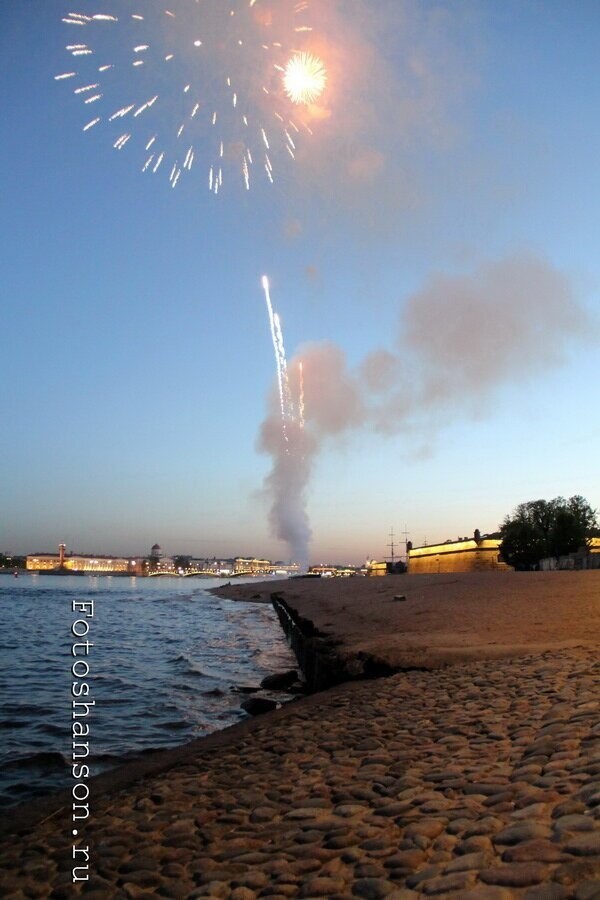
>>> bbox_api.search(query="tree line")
[499,495,598,570]
[0,555,26,569]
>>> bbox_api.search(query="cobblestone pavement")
[1,649,599,899]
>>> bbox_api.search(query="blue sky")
[1,1,599,563]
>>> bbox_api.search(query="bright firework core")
[284,52,327,105]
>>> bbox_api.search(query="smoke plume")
[257,418,315,571]
[258,254,591,565]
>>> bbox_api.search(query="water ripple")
[0,574,296,806]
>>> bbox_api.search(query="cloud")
[286,0,479,225]
[283,218,303,240]
[397,254,586,407]
[346,148,386,182]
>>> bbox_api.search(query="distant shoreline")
[2,570,232,578]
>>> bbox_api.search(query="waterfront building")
[539,536,600,571]
[408,530,510,574]
[273,562,301,576]
[234,557,273,575]
[309,564,363,577]
[210,559,235,576]
[26,554,62,572]
[26,545,142,574]
[149,544,162,565]
[366,560,392,577]
[171,558,234,576]
[25,545,304,577]
[365,559,406,577]
[233,558,301,576]
[147,543,176,575]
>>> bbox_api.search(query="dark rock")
[493,822,551,845]
[553,814,595,834]
[241,697,278,715]
[480,863,548,887]
[553,859,600,885]
[523,885,570,900]
[260,670,298,690]
[383,849,427,871]
[420,872,475,894]
[352,877,398,898]
[406,866,444,888]
[565,833,600,856]
[299,876,345,896]
[574,881,600,900]
[444,851,491,872]
[286,681,308,695]
[502,840,564,863]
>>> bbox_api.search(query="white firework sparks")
[261,276,304,443]
[57,1,327,194]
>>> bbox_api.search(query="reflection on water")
[0,574,296,806]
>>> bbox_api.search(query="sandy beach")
[1,571,599,898]
[212,571,600,670]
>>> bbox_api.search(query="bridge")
[147,569,222,578]
[147,567,298,578]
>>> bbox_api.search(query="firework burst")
[56,1,327,193]
[284,52,327,105]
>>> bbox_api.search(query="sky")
[1,0,599,565]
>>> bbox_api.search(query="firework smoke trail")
[273,311,294,421]
[298,361,305,428]
[261,276,300,437]
[261,276,288,432]
[56,1,327,194]
[260,276,312,569]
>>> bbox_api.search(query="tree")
[0,554,26,569]
[499,495,598,570]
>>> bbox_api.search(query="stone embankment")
[1,648,599,898]
[1,572,599,897]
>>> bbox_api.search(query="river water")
[0,574,296,806]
